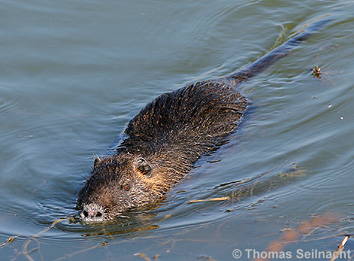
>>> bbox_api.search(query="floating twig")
[134,253,160,261]
[134,253,151,261]
[329,235,351,261]
[22,218,68,261]
[188,196,230,204]
[0,236,17,248]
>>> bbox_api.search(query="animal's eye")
[136,157,152,177]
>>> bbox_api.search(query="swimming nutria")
[77,19,331,222]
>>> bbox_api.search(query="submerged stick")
[22,218,68,261]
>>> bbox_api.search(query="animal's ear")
[136,157,152,177]
[94,157,102,168]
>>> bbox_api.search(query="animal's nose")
[80,203,105,222]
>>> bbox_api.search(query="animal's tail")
[229,18,333,82]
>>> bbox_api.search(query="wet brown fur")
[77,19,331,221]
[77,79,247,220]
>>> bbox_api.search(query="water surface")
[0,0,353,260]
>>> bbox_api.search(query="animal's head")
[76,153,168,222]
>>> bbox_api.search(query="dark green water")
[0,0,353,260]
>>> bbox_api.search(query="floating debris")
[0,236,17,248]
[100,241,109,247]
[134,253,151,261]
[134,252,160,261]
[187,196,230,204]
[329,235,351,261]
[312,65,322,78]
[197,255,218,261]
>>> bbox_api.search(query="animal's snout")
[79,203,106,222]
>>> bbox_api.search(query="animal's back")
[121,79,247,161]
